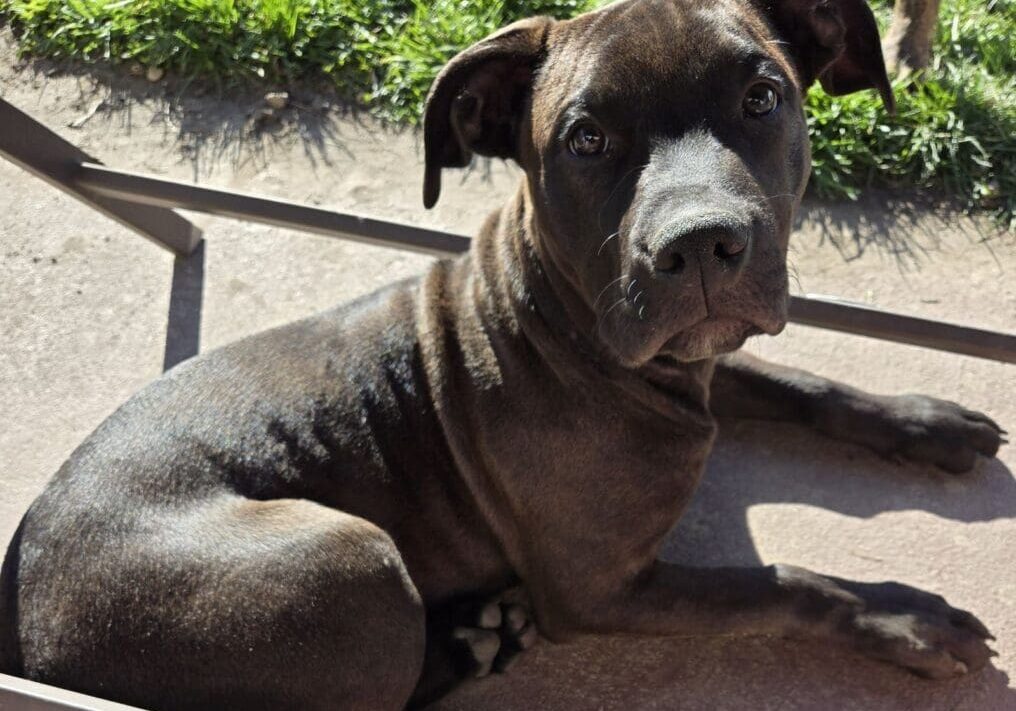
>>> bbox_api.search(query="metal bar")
[75,163,471,258]
[788,295,1016,364]
[0,674,143,711]
[0,98,201,256]
[72,162,1015,365]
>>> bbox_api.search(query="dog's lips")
[655,316,764,362]
[600,299,782,368]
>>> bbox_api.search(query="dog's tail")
[0,515,26,676]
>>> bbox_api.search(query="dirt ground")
[1,29,1015,710]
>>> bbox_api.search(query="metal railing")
[0,674,142,710]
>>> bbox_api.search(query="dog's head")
[423,0,892,366]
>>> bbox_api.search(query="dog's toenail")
[504,604,527,633]
[518,624,539,650]
[453,627,501,677]
[478,602,502,629]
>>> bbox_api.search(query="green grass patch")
[2,0,1013,228]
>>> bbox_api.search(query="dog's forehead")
[536,0,788,121]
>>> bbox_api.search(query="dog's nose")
[653,223,750,289]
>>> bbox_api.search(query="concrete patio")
[1,33,1014,709]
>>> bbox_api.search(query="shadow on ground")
[668,419,1016,567]
[434,422,1016,711]
[11,50,519,191]
[163,240,205,370]
[794,192,1007,271]
[2,42,375,180]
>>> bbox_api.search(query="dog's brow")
[554,103,595,141]
[743,54,791,83]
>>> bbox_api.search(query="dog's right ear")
[422,17,554,209]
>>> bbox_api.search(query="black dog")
[1,1,1002,709]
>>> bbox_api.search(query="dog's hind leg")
[14,497,426,711]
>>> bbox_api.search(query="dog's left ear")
[421,17,554,209]
[757,0,895,112]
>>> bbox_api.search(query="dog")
[1,0,1004,709]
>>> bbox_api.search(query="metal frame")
[74,163,472,258]
[0,97,1013,710]
[0,99,200,256]
[786,295,1015,363]
[0,674,142,710]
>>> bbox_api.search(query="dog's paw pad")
[491,603,538,673]
[451,627,501,678]
[476,601,502,630]
[450,599,538,677]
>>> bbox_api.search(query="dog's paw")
[450,599,538,678]
[832,578,996,679]
[788,569,996,680]
[881,394,1006,474]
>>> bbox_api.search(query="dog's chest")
[464,358,715,563]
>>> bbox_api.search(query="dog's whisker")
[632,290,644,306]
[593,274,632,337]
[763,193,797,203]
[626,279,639,298]
[593,275,628,310]
[596,231,620,256]
[603,296,628,319]
[788,258,803,293]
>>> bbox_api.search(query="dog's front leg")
[710,351,1005,473]
[548,561,994,679]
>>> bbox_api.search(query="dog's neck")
[469,183,715,424]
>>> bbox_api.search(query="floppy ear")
[422,17,554,209]
[757,0,895,112]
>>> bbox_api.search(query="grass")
[1,0,1013,228]
[806,0,1015,229]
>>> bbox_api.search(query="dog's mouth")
[597,291,787,369]
[592,250,789,369]
[653,316,764,363]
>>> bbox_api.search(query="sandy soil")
[1,28,1014,710]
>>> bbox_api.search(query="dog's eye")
[743,83,779,118]
[568,124,608,157]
